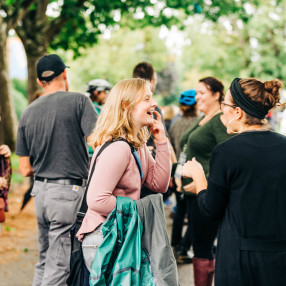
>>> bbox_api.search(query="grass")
[10,153,26,184]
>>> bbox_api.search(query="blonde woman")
[76,78,171,272]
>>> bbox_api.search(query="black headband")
[230,78,268,119]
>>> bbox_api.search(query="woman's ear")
[234,106,243,120]
[121,101,126,110]
[214,91,220,101]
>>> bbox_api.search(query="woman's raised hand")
[182,158,207,194]
[150,110,167,143]
[182,158,203,178]
[183,182,196,194]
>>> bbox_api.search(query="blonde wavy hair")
[90,78,150,149]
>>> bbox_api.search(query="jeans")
[82,224,103,272]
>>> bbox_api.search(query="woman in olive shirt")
[179,77,232,286]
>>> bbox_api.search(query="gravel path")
[0,183,194,286]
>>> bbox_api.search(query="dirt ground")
[0,179,38,286]
[0,179,194,286]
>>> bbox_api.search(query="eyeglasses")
[220,102,237,109]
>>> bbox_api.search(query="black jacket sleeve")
[197,145,230,221]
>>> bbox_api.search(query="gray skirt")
[82,224,103,272]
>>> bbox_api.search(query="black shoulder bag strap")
[76,140,112,222]
[67,141,115,286]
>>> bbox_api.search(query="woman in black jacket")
[182,77,286,286]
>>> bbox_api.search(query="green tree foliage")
[194,0,259,22]
[65,26,180,105]
[50,0,254,54]
[11,79,28,119]
[11,85,28,120]
[15,0,191,102]
[246,0,286,80]
[11,79,27,98]
[66,27,170,91]
[13,0,259,102]
[181,16,248,86]
[181,0,286,89]
[64,0,286,105]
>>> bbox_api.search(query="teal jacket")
[89,197,156,286]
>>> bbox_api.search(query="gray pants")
[31,180,84,286]
[82,224,103,272]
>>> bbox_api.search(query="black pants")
[171,192,192,250]
[189,196,218,260]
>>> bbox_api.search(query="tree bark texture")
[0,20,17,149]
[0,0,36,148]
[16,1,54,103]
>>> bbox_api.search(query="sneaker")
[172,205,177,213]
[164,198,172,206]
[173,245,183,258]
[176,249,193,264]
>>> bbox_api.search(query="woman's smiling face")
[132,85,157,130]
[196,82,219,115]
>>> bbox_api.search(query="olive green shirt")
[180,113,233,195]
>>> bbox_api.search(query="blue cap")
[179,89,196,106]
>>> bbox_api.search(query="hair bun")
[264,80,282,96]
[239,78,283,117]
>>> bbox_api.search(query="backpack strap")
[114,138,143,179]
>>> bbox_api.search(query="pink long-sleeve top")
[77,139,171,240]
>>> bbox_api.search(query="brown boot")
[193,257,215,286]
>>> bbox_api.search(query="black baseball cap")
[37,54,69,82]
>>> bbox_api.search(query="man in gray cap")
[86,78,111,114]
[86,78,111,158]
[16,54,97,286]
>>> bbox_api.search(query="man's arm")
[19,157,34,177]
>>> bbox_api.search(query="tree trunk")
[26,55,41,103]
[0,21,17,149]
[17,26,48,103]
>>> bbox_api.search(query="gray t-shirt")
[16,91,98,179]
